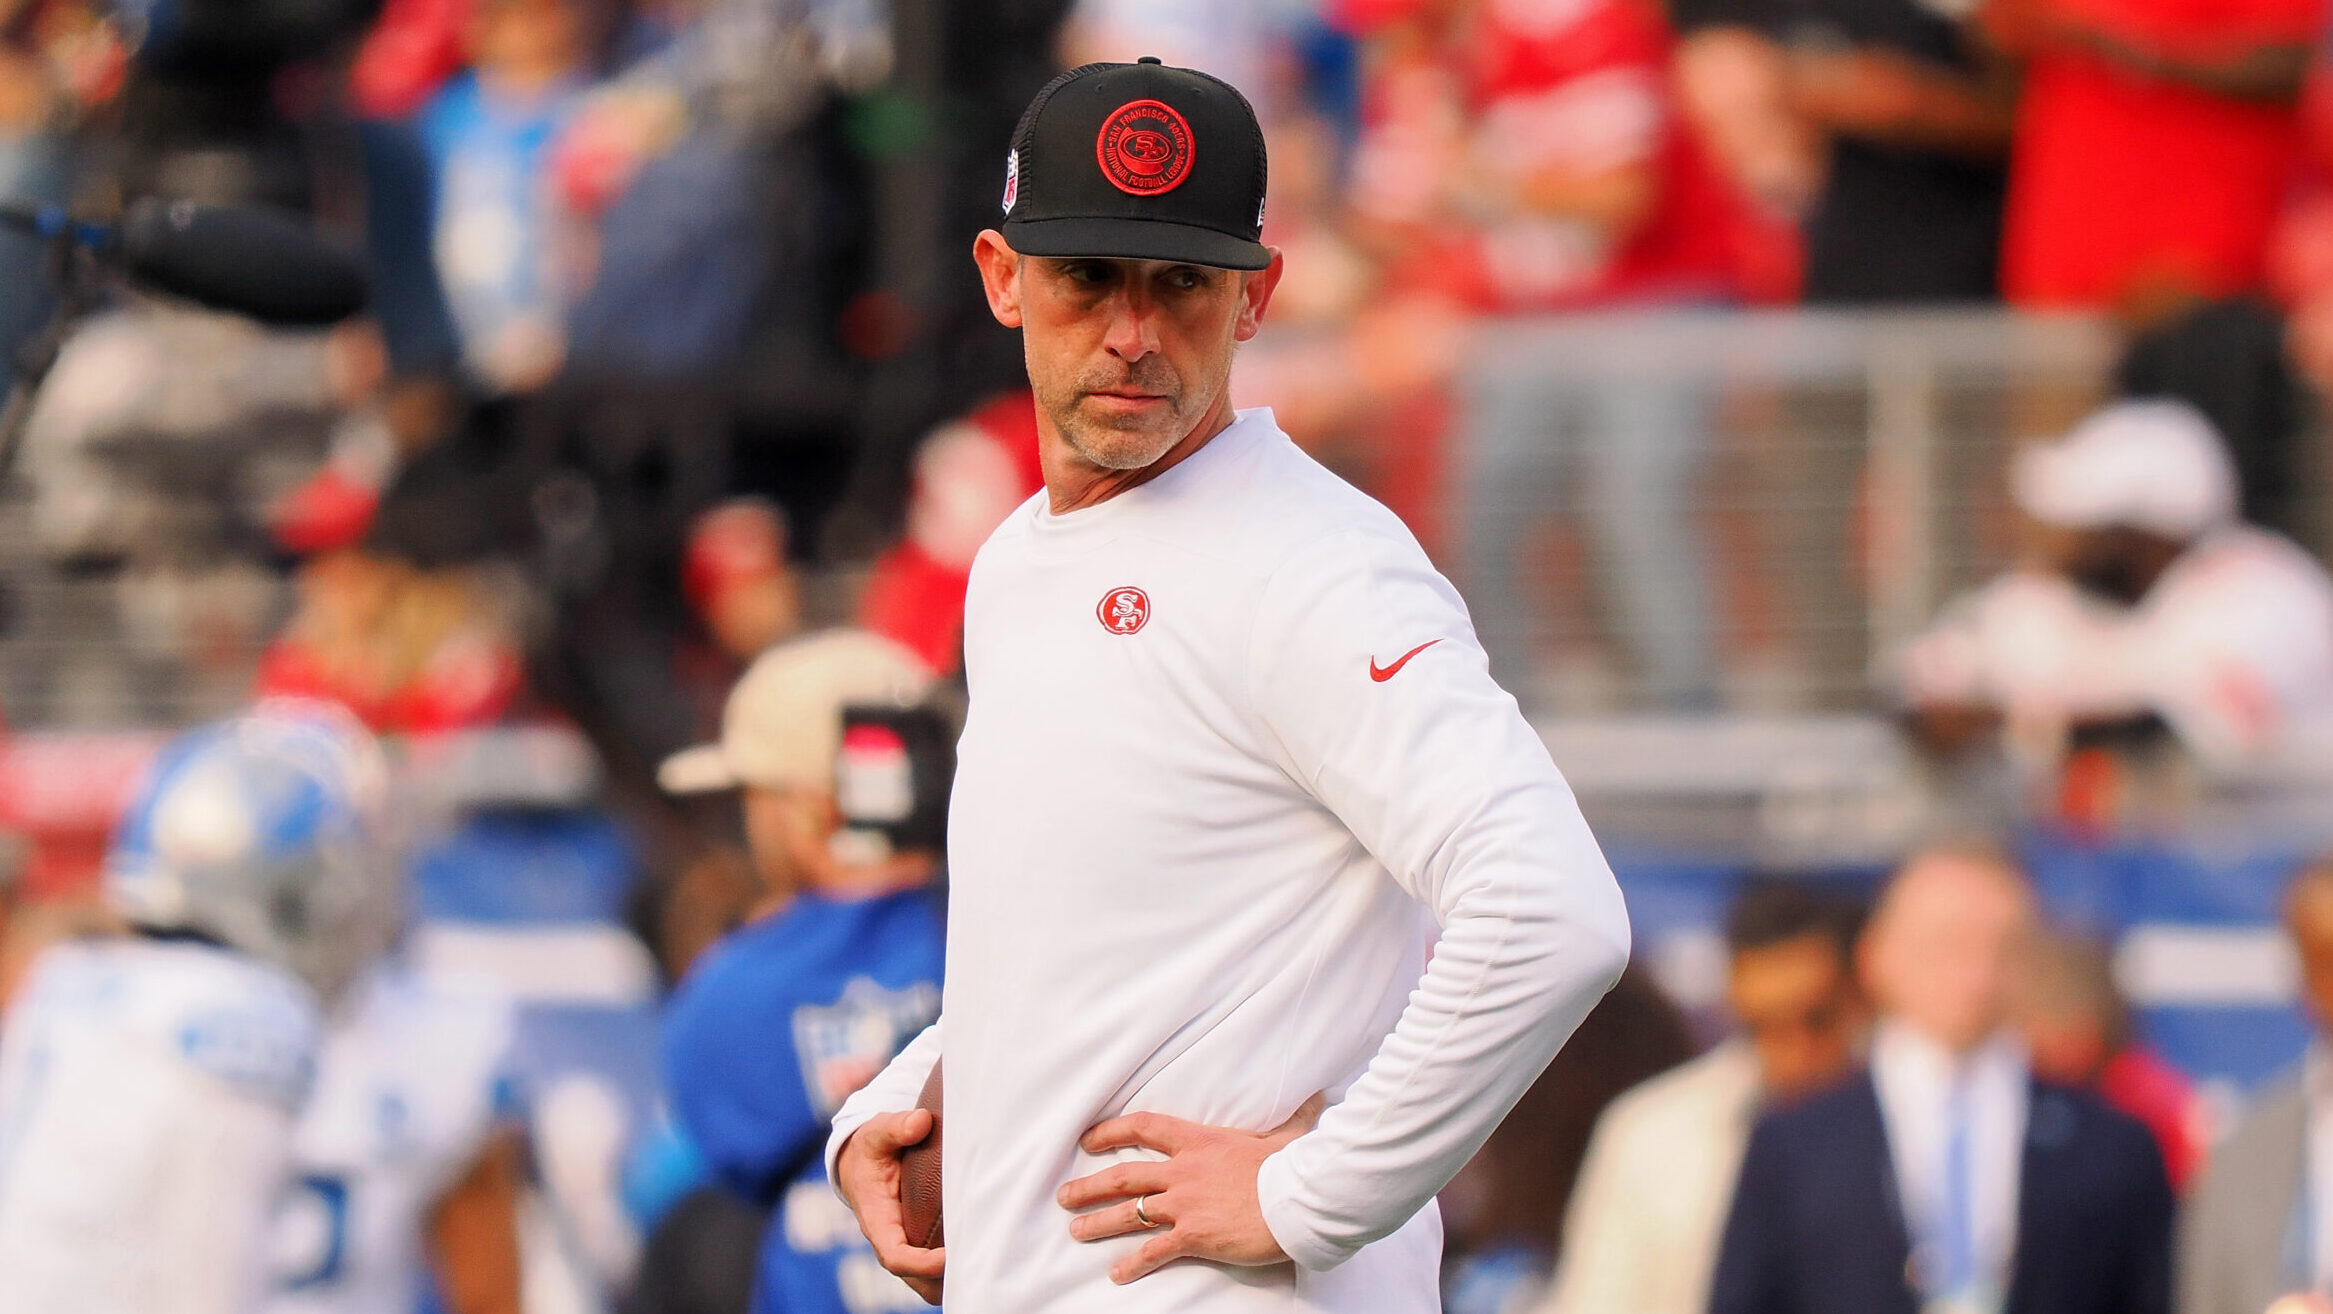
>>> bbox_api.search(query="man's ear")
[1233,248,1286,343]
[973,230,1025,329]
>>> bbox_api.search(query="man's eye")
[1064,263,1110,284]
[1164,268,1206,291]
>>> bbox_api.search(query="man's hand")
[835,1110,946,1304]
[1056,1094,1328,1284]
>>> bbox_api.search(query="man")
[684,498,803,671]
[268,960,524,1314]
[857,393,1044,674]
[266,737,528,1314]
[1901,398,2333,770]
[1986,0,2328,308]
[1542,882,1869,1314]
[1674,0,2017,303]
[826,57,1632,1314]
[2020,930,2205,1193]
[1709,845,2174,1314]
[658,630,949,1314]
[0,704,400,1314]
[2178,858,2333,1314]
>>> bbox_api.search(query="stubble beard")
[1035,359,1193,472]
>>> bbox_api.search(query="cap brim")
[1003,216,1269,271]
[657,744,740,795]
[2011,442,2110,530]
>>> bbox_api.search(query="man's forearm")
[1791,48,2018,155]
[428,1131,526,1314]
[2070,28,2310,103]
[1254,799,1630,1270]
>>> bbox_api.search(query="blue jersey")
[662,888,944,1314]
[415,72,579,389]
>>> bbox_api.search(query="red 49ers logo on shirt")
[1097,586,1150,635]
[1097,100,1194,196]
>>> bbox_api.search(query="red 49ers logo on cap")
[1097,100,1194,196]
[1097,586,1150,634]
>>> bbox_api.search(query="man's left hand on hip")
[1057,1093,1328,1284]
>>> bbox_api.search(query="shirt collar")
[1874,1020,2028,1093]
[1027,406,1277,540]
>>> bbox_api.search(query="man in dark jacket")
[1709,843,2174,1314]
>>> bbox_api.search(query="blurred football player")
[0,703,398,1314]
[267,837,524,1314]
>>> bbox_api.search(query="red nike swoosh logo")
[1370,640,1441,682]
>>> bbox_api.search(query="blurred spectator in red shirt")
[670,497,805,750]
[1668,28,1821,285]
[2020,930,2208,1191]
[1988,0,2330,308]
[255,552,528,733]
[1337,0,1759,708]
[857,393,1043,674]
[1344,0,1746,313]
[1673,0,2017,302]
[683,499,802,668]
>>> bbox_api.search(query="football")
[898,1060,945,1249]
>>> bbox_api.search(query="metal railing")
[1447,306,2131,716]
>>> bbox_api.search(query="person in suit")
[1708,843,2175,1314]
[1541,881,1870,1314]
[2179,858,2333,1314]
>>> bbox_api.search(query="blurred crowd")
[1442,843,2333,1314]
[0,0,2333,760]
[6,0,2333,1310]
[3,0,2333,784]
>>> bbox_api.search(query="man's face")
[1728,933,1865,1101]
[1862,854,2034,1053]
[2286,874,2333,1035]
[2036,521,2181,607]
[741,784,814,896]
[973,236,1280,472]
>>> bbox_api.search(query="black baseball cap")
[1000,58,1270,272]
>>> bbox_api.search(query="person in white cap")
[1901,398,2333,768]
[654,630,955,1314]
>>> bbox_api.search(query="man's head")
[974,60,1283,475]
[1723,881,1869,1100]
[683,498,799,663]
[659,631,944,897]
[104,701,398,1005]
[1860,843,2038,1054]
[2020,931,2131,1086]
[2012,400,2237,605]
[2284,858,2333,1036]
[467,0,596,88]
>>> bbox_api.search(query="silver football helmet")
[104,700,400,1002]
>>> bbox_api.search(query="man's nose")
[1102,293,1162,362]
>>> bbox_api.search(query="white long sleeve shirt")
[826,408,1631,1313]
